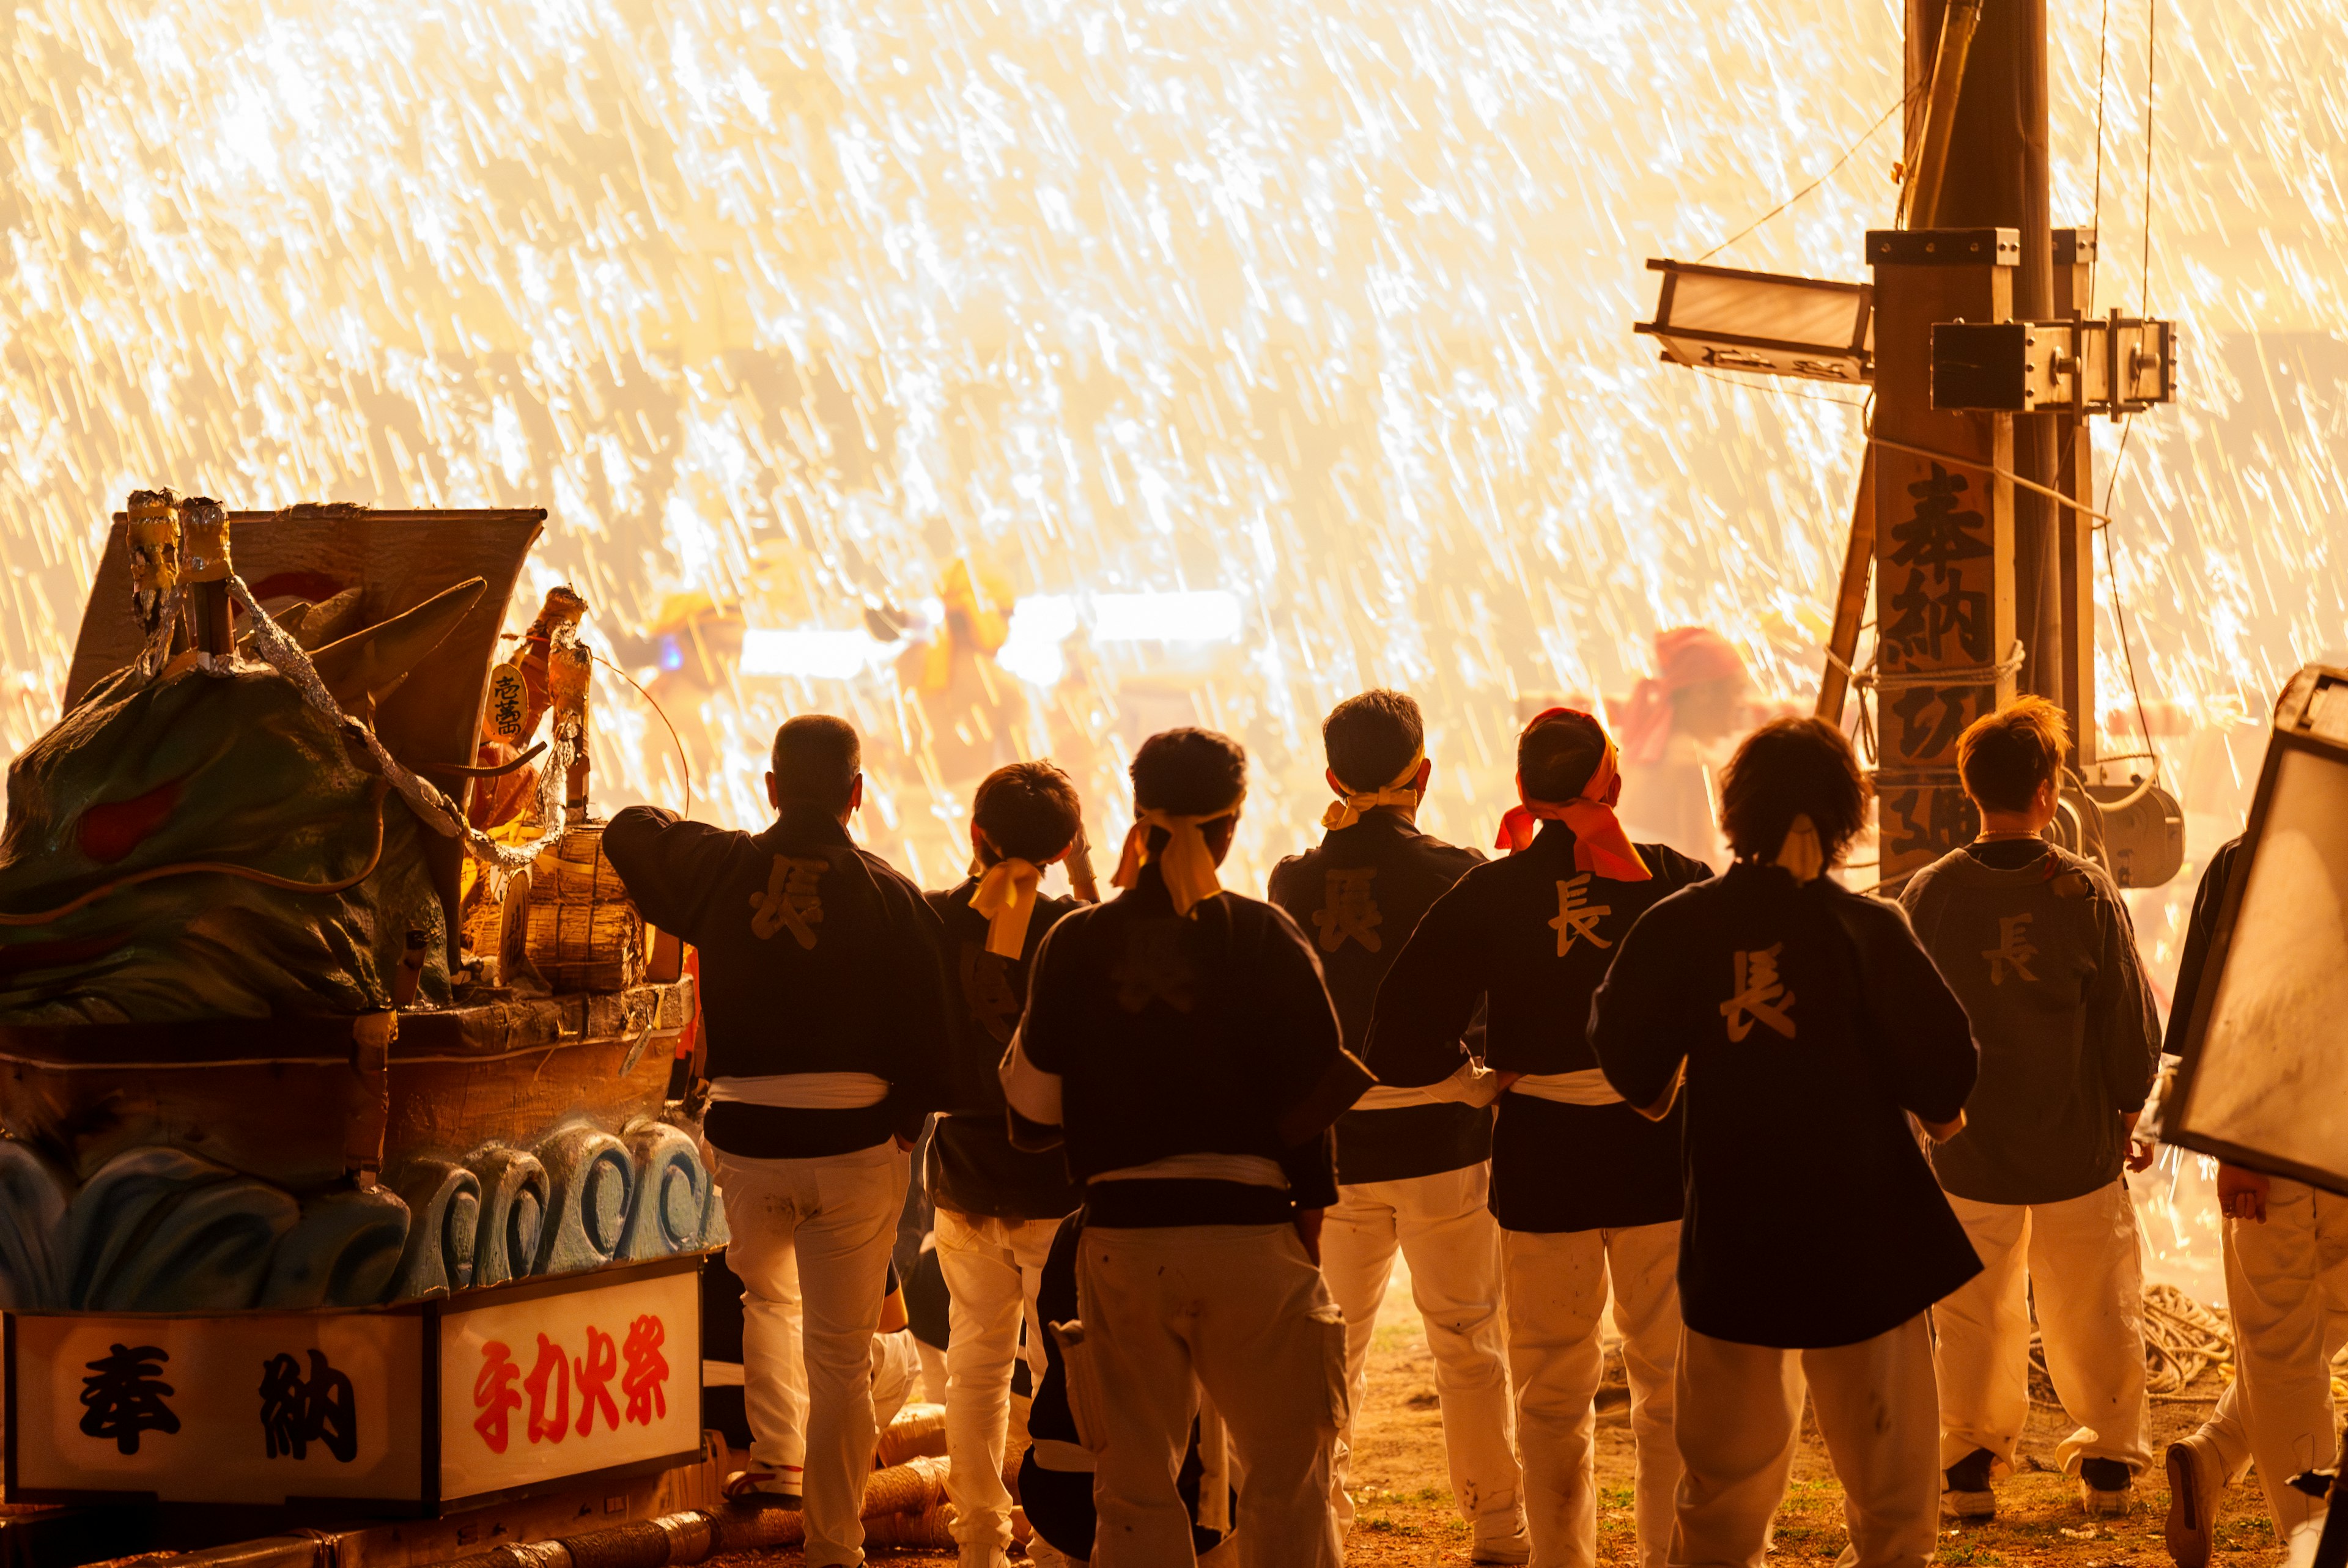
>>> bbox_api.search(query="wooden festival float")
[0,497,724,1554]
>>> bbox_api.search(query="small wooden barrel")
[525,823,644,993]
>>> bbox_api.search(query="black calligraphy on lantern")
[258,1348,358,1463]
[79,1343,181,1456]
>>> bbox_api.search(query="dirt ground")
[716,1284,2272,1568]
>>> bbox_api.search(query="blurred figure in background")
[1612,627,1752,864]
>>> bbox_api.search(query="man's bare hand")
[1919,1111,1966,1143]
[2125,1139,2157,1173]
[2218,1161,2270,1224]
[1293,1207,1326,1266]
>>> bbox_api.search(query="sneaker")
[1471,1537,1534,1565]
[1943,1447,1999,1521]
[722,1468,803,1507]
[2080,1457,2133,1518]
[2165,1435,2221,1568]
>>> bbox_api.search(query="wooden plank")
[1814,447,1878,723]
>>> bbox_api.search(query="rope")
[1824,640,2025,694]
[2142,0,2159,313]
[2091,0,2111,309]
[1867,436,2114,526]
[0,785,389,927]
[2029,1283,2231,1404]
[591,652,693,820]
[226,574,570,875]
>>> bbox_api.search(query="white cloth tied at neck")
[1321,750,1424,831]
[1776,812,1826,883]
[1507,1068,1624,1106]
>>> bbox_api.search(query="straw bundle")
[525,822,643,992]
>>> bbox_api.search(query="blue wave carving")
[0,1121,727,1311]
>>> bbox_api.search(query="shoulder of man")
[2041,842,2125,907]
[1401,827,1488,877]
[1266,846,1318,902]
[1634,841,1715,890]
[1894,846,1974,908]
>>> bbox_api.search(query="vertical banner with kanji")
[8,1311,425,1504]
[437,1259,700,1504]
[1866,229,2018,879]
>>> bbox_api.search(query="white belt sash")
[1507,1067,1624,1106]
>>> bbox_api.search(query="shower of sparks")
[4,1,2346,935]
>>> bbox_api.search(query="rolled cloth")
[972,853,1047,958]
[1494,708,1652,883]
[1614,627,1747,766]
[1320,749,1425,831]
[1112,794,1244,917]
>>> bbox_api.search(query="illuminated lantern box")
[5,1254,703,1512]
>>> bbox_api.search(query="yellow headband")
[1111,793,1246,918]
[1321,750,1425,831]
[972,855,1046,958]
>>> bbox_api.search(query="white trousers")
[936,1206,1066,1566]
[2223,1178,2348,1538]
[1321,1165,1526,1550]
[1935,1182,2153,1474]
[1505,1222,1682,1568]
[717,1141,911,1568]
[1672,1317,1941,1568]
[1069,1223,1348,1568]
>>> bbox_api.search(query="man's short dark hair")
[1718,717,1870,865]
[1958,698,2069,813]
[770,714,861,809]
[973,761,1084,864]
[1323,690,1423,792]
[1130,728,1247,818]
[1518,710,1609,803]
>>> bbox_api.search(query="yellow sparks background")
[7,0,2340,1293]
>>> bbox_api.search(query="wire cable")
[1696,95,1908,263]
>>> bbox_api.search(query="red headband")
[1495,709,1653,882]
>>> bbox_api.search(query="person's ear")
[1205,809,1241,866]
[1412,758,1433,797]
[1325,766,1347,798]
[1603,772,1625,808]
[846,773,865,819]
[970,822,989,863]
[765,770,780,811]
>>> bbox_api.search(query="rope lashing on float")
[225,574,570,874]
